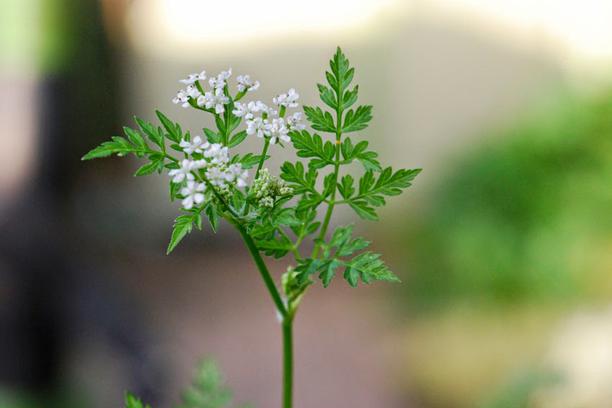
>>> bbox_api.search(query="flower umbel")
[250,168,293,207]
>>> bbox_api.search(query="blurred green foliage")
[478,370,561,408]
[405,90,612,309]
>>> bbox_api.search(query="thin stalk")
[242,138,271,217]
[255,139,271,179]
[237,225,288,318]
[282,316,294,408]
[311,104,343,259]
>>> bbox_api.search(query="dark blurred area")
[0,0,160,406]
[1,0,612,407]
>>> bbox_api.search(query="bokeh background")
[1,0,612,407]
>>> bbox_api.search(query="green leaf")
[275,208,301,227]
[322,173,336,198]
[205,203,220,232]
[329,47,352,93]
[134,157,163,176]
[178,360,242,408]
[319,259,342,287]
[156,110,182,143]
[257,235,293,258]
[348,200,378,221]
[228,130,247,147]
[215,114,226,136]
[170,181,182,201]
[135,116,164,148]
[167,214,197,254]
[327,225,370,257]
[361,167,421,199]
[317,83,337,110]
[280,161,318,194]
[204,128,223,144]
[303,106,336,133]
[296,224,378,287]
[338,174,355,199]
[232,153,268,169]
[294,258,326,285]
[125,393,151,408]
[341,85,359,110]
[123,126,147,152]
[342,105,373,133]
[340,139,381,171]
[343,251,400,287]
[356,150,382,172]
[81,136,146,160]
[290,130,335,169]
[344,167,421,220]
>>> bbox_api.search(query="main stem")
[312,105,343,259]
[236,225,293,408]
[237,225,287,318]
[282,316,294,408]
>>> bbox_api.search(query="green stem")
[238,224,293,407]
[282,316,294,408]
[255,139,271,179]
[279,229,302,261]
[237,225,288,318]
[311,107,343,259]
[242,138,271,216]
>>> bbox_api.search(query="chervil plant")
[84,48,421,408]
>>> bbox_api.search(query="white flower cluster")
[233,89,305,145]
[250,168,293,208]
[168,135,249,209]
[172,68,305,146]
[173,68,255,114]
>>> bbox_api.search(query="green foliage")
[125,393,151,408]
[123,361,250,408]
[340,168,421,220]
[178,360,251,408]
[294,225,398,287]
[289,130,335,169]
[479,370,561,408]
[83,47,419,288]
[167,212,202,254]
[404,91,612,308]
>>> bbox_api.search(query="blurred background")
[1,0,612,407]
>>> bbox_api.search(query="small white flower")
[233,100,270,120]
[247,117,267,138]
[286,112,305,131]
[273,88,299,108]
[225,164,249,187]
[236,74,260,92]
[265,118,290,144]
[201,88,230,114]
[237,168,249,187]
[185,85,201,99]
[172,89,190,108]
[203,143,229,165]
[168,159,196,183]
[179,135,209,155]
[179,70,206,85]
[232,102,250,118]
[209,68,232,90]
[180,181,206,209]
[205,166,227,187]
[172,84,202,108]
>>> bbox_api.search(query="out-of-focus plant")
[125,360,251,408]
[405,91,612,309]
[478,370,561,408]
[83,48,420,408]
